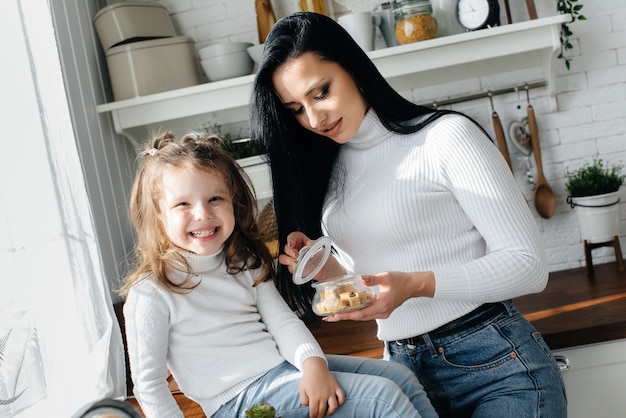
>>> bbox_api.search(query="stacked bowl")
[198,42,255,82]
[246,43,265,65]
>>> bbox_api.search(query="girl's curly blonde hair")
[119,130,275,296]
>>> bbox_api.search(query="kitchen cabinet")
[96,15,569,145]
[553,339,626,418]
[514,262,626,350]
[514,263,626,417]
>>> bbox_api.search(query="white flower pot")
[569,191,621,244]
[237,155,272,208]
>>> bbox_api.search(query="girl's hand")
[278,232,347,280]
[278,231,313,273]
[300,357,345,418]
[324,271,436,322]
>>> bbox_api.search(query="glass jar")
[394,0,437,44]
[311,275,378,316]
[292,236,379,316]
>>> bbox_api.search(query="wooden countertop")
[308,262,626,355]
[514,262,626,350]
[307,318,384,358]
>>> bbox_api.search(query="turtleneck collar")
[182,249,224,274]
[346,108,389,150]
[162,248,225,286]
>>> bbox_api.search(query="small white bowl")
[247,43,265,64]
[201,51,254,82]
[198,42,253,60]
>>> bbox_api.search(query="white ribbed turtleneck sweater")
[322,110,548,341]
[124,251,325,418]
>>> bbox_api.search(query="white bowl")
[247,43,265,64]
[198,42,253,60]
[201,51,254,82]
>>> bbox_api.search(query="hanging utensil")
[509,88,535,187]
[256,0,277,44]
[488,92,513,171]
[526,86,556,219]
[508,87,532,156]
[525,159,536,187]
[525,0,538,19]
[503,0,512,24]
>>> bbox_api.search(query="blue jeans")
[386,300,567,418]
[212,354,438,418]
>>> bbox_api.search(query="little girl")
[119,131,437,418]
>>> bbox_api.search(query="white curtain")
[0,1,126,417]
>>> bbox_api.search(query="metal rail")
[425,81,547,108]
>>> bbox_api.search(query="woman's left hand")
[324,270,436,322]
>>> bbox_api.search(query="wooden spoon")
[492,110,512,171]
[256,0,277,44]
[525,0,538,19]
[527,100,556,219]
[488,93,512,171]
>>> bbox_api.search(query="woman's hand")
[278,232,347,280]
[300,357,345,417]
[324,271,436,322]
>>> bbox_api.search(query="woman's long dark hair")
[250,12,464,318]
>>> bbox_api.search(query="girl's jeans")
[386,300,568,418]
[212,354,438,418]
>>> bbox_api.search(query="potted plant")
[557,0,586,70]
[245,402,280,417]
[203,122,264,161]
[566,157,624,243]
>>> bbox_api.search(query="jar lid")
[292,236,332,285]
[399,0,432,14]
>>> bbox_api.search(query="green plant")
[565,157,625,198]
[203,122,263,160]
[245,402,279,417]
[557,0,586,70]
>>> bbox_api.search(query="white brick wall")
[138,0,626,273]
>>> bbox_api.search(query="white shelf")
[96,15,569,138]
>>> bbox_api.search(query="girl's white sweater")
[322,110,548,341]
[124,251,325,418]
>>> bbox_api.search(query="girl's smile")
[190,227,218,238]
[158,165,235,256]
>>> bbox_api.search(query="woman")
[250,11,567,418]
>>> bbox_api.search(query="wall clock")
[456,0,500,31]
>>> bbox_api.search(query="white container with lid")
[94,2,177,50]
[293,237,379,316]
[105,36,200,101]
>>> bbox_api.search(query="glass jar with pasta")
[394,0,437,44]
[291,236,380,316]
